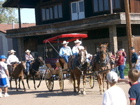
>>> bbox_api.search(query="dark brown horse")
[8,61,26,91]
[69,49,88,95]
[26,56,44,89]
[92,43,111,94]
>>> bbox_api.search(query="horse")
[68,49,88,95]
[8,61,26,91]
[26,56,45,90]
[92,43,111,95]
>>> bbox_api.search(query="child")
[128,69,140,105]
[0,55,10,98]
[102,71,127,105]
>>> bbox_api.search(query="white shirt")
[103,86,127,105]
[138,55,140,64]
[0,62,8,78]
[7,54,19,65]
[72,45,85,55]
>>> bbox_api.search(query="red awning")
[43,33,88,43]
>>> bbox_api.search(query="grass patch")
[124,63,130,76]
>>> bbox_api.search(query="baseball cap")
[0,55,7,59]
[106,71,118,83]
[130,47,135,50]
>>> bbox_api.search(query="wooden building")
[2,0,140,60]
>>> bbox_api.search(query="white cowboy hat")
[74,39,82,44]
[25,49,31,53]
[62,40,69,44]
[8,49,16,53]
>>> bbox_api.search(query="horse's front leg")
[71,72,76,92]
[15,79,18,91]
[18,78,21,89]
[21,78,26,92]
[77,75,81,94]
[26,75,30,89]
[83,74,86,95]
[97,74,103,95]
[9,77,12,89]
[37,75,42,88]
[33,76,36,90]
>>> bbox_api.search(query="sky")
[15,9,36,23]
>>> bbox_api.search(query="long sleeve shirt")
[7,55,19,65]
[72,45,85,55]
[25,54,34,61]
[59,46,72,57]
[117,55,124,66]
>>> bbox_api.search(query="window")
[104,0,109,10]
[93,0,120,12]
[58,5,62,18]
[42,9,46,20]
[54,5,58,18]
[99,0,103,11]
[93,0,98,12]
[46,9,49,20]
[41,4,63,21]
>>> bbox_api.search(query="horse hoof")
[83,91,86,95]
[78,91,81,94]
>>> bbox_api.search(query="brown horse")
[8,61,26,91]
[69,49,88,95]
[26,56,44,90]
[92,43,111,95]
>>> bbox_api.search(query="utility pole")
[109,0,113,14]
[124,0,133,69]
[18,0,21,28]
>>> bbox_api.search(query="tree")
[0,0,18,23]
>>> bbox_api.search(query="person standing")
[116,51,125,79]
[0,55,10,98]
[130,47,138,69]
[128,69,140,105]
[137,51,140,71]
[59,40,72,63]
[121,48,127,66]
[102,71,127,105]
[25,49,34,75]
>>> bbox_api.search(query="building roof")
[0,23,35,33]
[2,0,39,8]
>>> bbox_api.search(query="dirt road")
[0,79,130,105]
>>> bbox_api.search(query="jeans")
[26,61,32,73]
[62,55,70,63]
[118,65,125,79]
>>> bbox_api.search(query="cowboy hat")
[25,49,31,53]
[62,40,69,44]
[8,49,16,53]
[74,39,82,44]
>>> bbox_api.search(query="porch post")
[17,37,24,60]
[109,25,118,55]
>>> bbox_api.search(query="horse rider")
[59,40,72,63]
[7,49,19,71]
[72,39,87,68]
[25,49,34,75]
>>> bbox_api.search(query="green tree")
[0,0,18,23]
